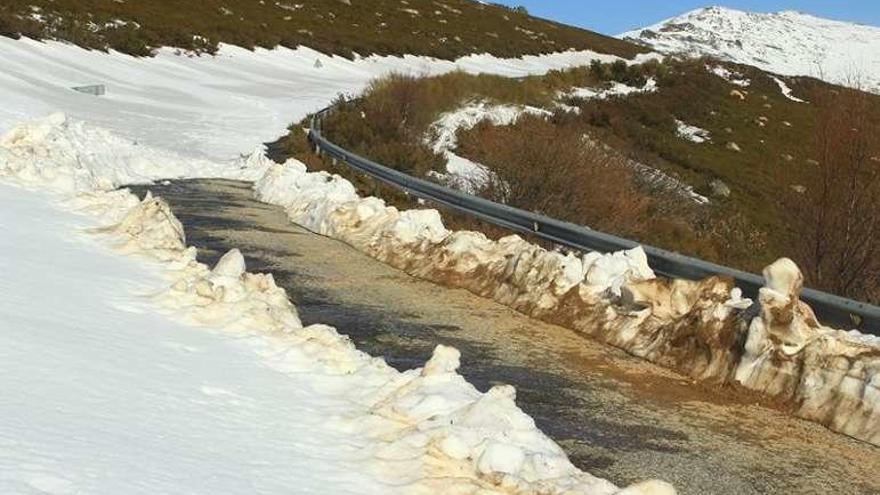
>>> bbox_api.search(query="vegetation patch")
[0,0,644,59]
[273,57,880,302]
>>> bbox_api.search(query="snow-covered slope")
[0,37,654,161]
[621,6,880,93]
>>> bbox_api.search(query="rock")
[763,103,773,109]
[806,159,819,166]
[724,127,733,134]
[730,89,747,100]
[781,154,794,162]
[709,179,731,197]
[783,121,792,127]
[790,184,807,194]
[726,141,741,152]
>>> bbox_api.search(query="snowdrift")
[0,117,675,492]
[253,156,880,446]
[0,36,658,160]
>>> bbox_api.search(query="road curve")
[129,179,880,495]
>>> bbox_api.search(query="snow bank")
[0,113,267,194]
[0,118,673,493]
[736,259,879,445]
[254,153,880,447]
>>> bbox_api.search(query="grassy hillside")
[271,59,880,301]
[0,0,644,59]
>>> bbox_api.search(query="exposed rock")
[726,142,742,152]
[730,89,747,100]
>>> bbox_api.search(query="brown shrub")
[458,115,650,236]
[779,87,880,301]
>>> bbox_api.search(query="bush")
[457,115,650,236]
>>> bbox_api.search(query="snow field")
[0,115,674,493]
[0,36,656,161]
[621,7,880,94]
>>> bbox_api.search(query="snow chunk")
[675,120,711,143]
[707,65,751,87]
[565,78,658,101]
[583,247,656,296]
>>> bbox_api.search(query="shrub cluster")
[0,0,644,59]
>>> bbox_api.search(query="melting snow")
[675,120,711,143]
[425,102,549,192]
[770,75,807,103]
[707,65,751,87]
[565,78,658,100]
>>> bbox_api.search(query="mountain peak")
[620,7,880,93]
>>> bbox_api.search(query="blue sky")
[493,1,880,35]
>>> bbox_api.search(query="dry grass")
[458,115,650,236]
[0,0,644,59]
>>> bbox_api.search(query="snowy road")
[132,179,880,495]
[0,184,393,494]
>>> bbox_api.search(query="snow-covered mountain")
[620,6,880,93]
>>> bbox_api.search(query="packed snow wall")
[254,159,880,447]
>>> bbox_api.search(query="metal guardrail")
[309,106,880,333]
[71,84,106,96]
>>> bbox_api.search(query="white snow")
[565,78,657,100]
[621,7,880,94]
[706,65,751,87]
[770,75,807,103]
[675,120,711,143]
[0,36,655,160]
[425,102,549,192]
[427,102,550,154]
[0,185,393,495]
[0,92,673,495]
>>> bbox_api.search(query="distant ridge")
[620,6,880,93]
